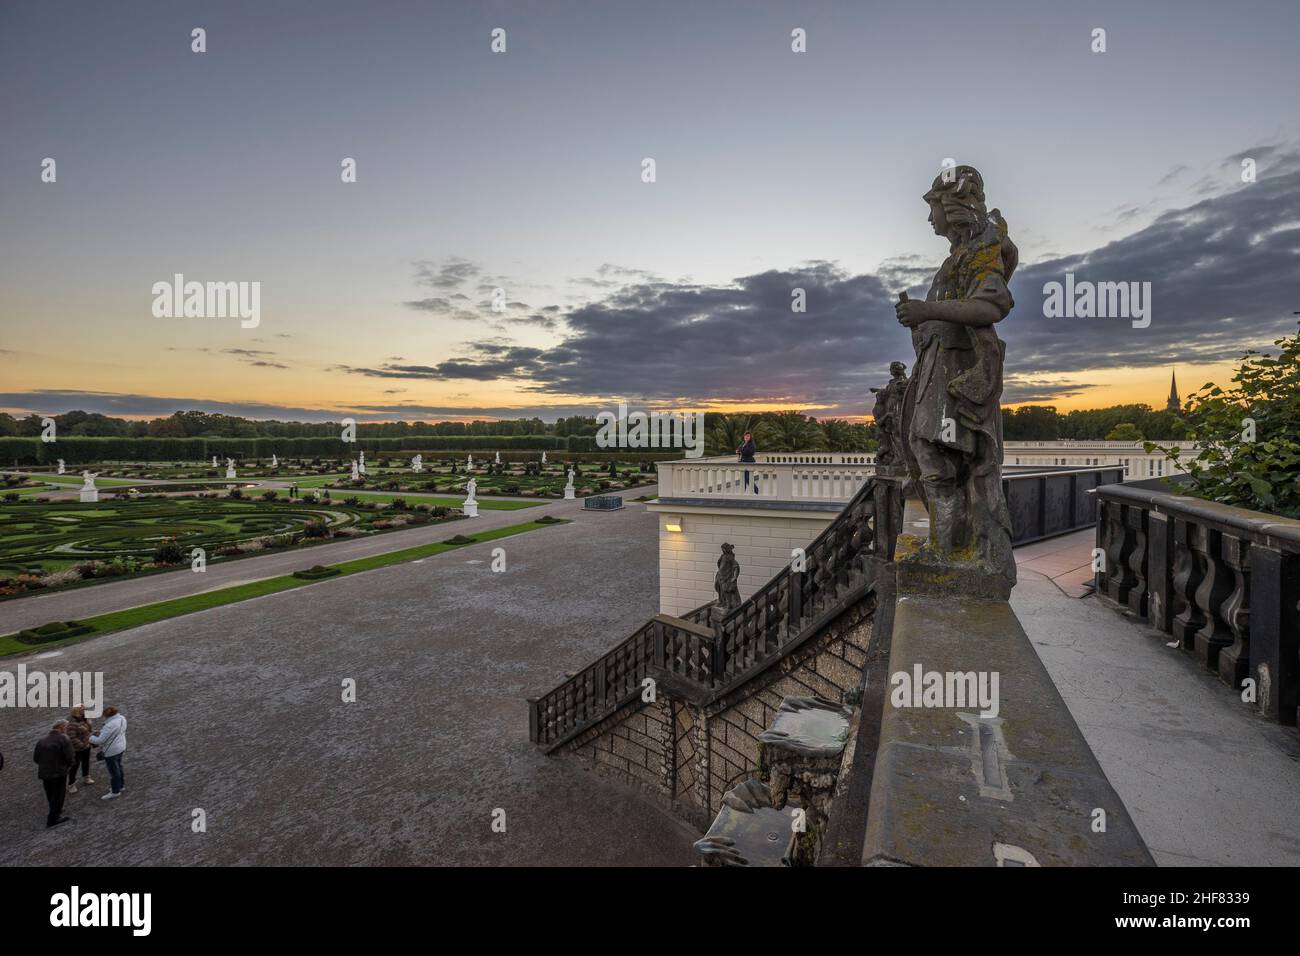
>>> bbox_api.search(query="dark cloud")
[412,256,480,289]
[459,147,1300,415]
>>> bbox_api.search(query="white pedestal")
[79,489,99,503]
[564,487,575,500]
[225,467,236,479]
[463,499,479,518]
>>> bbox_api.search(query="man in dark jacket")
[34,722,74,828]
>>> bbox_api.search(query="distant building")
[1167,369,1180,412]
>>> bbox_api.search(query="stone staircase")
[528,477,895,826]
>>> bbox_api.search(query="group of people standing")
[32,705,128,828]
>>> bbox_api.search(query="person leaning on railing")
[736,432,759,494]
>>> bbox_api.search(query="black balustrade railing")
[529,477,886,748]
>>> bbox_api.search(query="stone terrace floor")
[0,495,699,866]
[1014,529,1300,866]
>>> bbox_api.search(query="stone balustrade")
[1095,482,1300,727]
[656,454,875,504]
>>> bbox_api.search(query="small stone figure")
[715,543,742,611]
[541,451,547,465]
[870,361,909,473]
[350,459,360,481]
[467,454,474,470]
[358,451,367,475]
[56,459,65,475]
[212,456,219,468]
[225,458,236,479]
[411,454,423,473]
[463,477,479,518]
[564,465,576,500]
[271,454,278,468]
[495,451,501,465]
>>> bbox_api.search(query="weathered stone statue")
[715,542,742,611]
[895,164,1016,592]
[870,361,909,473]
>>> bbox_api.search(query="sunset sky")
[2,0,1298,423]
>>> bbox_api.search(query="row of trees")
[1002,404,1187,441]
[0,401,1188,450]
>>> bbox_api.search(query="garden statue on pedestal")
[541,451,547,464]
[79,471,99,503]
[358,451,367,475]
[467,454,473,470]
[57,459,65,475]
[870,361,909,476]
[411,454,423,473]
[463,477,479,518]
[711,543,742,628]
[894,164,1016,598]
[225,458,236,479]
[212,456,218,468]
[564,465,576,500]
[350,459,360,481]
[495,451,501,465]
[271,454,278,468]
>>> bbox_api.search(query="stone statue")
[271,454,278,467]
[495,451,501,465]
[467,454,474,470]
[564,465,576,500]
[715,543,742,611]
[541,451,547,464]
[79,470,99,503]
[895,164,1016,591]
[463,477,479,517]
[212,456,218,468]
[465,477,477,500]
[350,459,360,481]
[358,450,367,475]
[57,459,65,475]
[870,361,909,472]
[411,454,423,472]
[225,458,236,479]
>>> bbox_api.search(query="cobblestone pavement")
[0,497,700,866]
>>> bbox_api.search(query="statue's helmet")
[923,164,989,233]
[889,361,907,376]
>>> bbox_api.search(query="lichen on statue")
[895,164,1016,590]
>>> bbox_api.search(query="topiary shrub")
[443,534,476,545]
[16,620,96,645]
[292,564,341,580]
[153,537,184,564]
[303,519,330,538]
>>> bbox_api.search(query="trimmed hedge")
[0,435,697,464]
[17,620,96,645]
[291,565,341,581]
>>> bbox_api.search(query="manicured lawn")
[326,490,540,510]
[0,517,567,656]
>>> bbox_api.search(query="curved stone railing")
[1095,482,1300,726]
[528,478,884,750]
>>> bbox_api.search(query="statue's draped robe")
[902,218,1016,581]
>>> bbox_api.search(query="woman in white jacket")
[90,706,127,800]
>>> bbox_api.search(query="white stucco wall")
[651,507,834,616]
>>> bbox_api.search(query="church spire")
[1166,368,1180,412]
